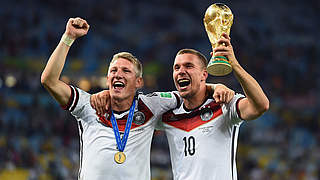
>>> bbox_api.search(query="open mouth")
[177,79,190,87]
[113,81,125,90]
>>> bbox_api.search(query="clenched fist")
[65,17,90,40]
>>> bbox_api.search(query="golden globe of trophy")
[204,3,234,76]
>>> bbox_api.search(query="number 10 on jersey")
[183,136,195,156]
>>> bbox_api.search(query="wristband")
[61,34,75,46]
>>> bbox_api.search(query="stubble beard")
[179,89,196,100]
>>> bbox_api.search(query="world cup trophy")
[204,3,234,76]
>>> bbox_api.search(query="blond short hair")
[109,52,143,77]
[176,49,208,69]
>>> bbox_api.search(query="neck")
[111,96,135,112]
[183,85,207,110]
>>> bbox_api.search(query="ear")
[106,75,110,89]
[136,77,144,89]
[201,69,208,81]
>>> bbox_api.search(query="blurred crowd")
[0,0,320,179]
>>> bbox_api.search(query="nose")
[114,70,124,79]
[177,66,187,75]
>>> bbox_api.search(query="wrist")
[210,83,218,91]
[61,33,75,46]
[231,63,243,74]
[210,84,218,91]
[205,83,217,94]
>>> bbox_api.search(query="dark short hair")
[176,49,208,68]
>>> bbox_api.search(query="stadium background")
[0,0,319,179]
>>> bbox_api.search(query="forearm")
[41,17,89,106]
[213,33,269,120]
[41,38,70,84]
[41,36,72,105]
[233,64,269,117]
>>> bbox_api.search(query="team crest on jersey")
[133,111,145,125]
[200,108,213,121]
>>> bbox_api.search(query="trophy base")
[207,56,232,76]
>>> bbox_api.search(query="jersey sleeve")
[223,93,245,126]
[61,85,93,121]
[141,91,181,115]
[157,91,181,112]
[153,91,181,130]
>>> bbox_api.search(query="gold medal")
[114,152,126,164]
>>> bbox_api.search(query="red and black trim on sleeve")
[235,97,245,120]
[61,85,79,112]
[172,92,181,109]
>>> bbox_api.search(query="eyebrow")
[185,62,194,66]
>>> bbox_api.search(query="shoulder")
[138,91,181,113]
[139,91,180,103]
[64,85,93,116]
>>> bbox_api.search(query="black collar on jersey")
[183,94,212,112]
[110,95,139,115]
[113,109,130,115]
[104,95,142,120]
[97,95,154,128]
[163,99,220,122]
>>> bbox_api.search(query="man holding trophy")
[159,3,269,179]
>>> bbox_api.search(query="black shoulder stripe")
[231,126,236,180]
[78,121,84,179]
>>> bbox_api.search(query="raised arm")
[214,33,269,120]
[41,17,90,106]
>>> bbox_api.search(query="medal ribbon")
[110,100,136,152]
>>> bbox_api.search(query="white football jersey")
[63,85,179,180]
[161,94,244,180]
